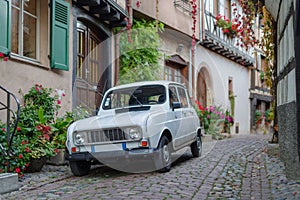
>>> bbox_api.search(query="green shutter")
[51,0,70,71]
[0,0,11,55]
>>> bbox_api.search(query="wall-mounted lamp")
[176,44,184,53]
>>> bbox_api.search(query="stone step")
[0,173,19,194]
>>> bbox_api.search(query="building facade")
[0,0,127,120]
[195,0,272,133]
[129,0,271,134]
[265,0,300,179]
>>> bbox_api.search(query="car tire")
[157,136,171,173]
[191,133,202,157]
[69,160,91,176]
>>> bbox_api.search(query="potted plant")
[47,114,74,165]
[255,110,262,129]
[17,84,61,172]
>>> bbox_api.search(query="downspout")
[190,0,204,98]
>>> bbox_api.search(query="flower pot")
[47,149,68,165]
[26,157,47,173]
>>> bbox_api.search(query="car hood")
[73,109,160,131]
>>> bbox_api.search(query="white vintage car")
[66,81,203,176]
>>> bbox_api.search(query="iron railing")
[0,85,20,162]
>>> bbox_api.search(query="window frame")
[11,0,40,61]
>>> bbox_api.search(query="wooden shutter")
[0,0,11,55]
[50,0,70,70]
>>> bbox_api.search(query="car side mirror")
[172,102,181,111]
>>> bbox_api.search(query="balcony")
[201,11,254,67]
[74,0,128,27]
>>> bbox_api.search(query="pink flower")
[17,127,21,132]
[57,99,61,105]
[0,52,4,58]
[54,149,59,154]
[207,115,211,119]
[1,128,5,132]
[3,57,8,61]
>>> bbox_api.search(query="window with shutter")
[0,0,11,55]
[50,0,70,71]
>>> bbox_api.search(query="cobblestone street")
[1,133,300,200]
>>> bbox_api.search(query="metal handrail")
[0,85,20,160]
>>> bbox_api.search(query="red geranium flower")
[15,167,21,173]
[17,127,21,132]
[0,52,4,58]
[19,154,23,159]
[25,147,31,152]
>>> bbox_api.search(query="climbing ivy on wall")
[117,20,164,84]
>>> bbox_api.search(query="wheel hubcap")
[163,145,170,162]
[197,137,202,152]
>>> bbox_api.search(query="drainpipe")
[189,0,204,98]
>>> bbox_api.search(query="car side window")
[177,87,188,108]
[169,86,179,108]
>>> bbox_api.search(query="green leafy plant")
[117,19,164,84]
[264,109,274,125]
[0,124,31,177]
[51,114,74,149]
[255,110,262,124]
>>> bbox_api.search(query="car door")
[175,86,197,148]
[167,85,182,150]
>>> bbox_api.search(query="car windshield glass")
[102,85,166,110]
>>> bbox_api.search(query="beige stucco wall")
[0,0,73,122]
[132,0,199,40]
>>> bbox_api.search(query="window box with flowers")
[215,14,238,38]
[215,2,258,50]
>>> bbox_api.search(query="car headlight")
[74,131,85,145]
[128,128,140,139]
[124,127,141,140]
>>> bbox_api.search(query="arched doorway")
[197,67,212,108]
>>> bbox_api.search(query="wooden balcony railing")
[201,11,254,66]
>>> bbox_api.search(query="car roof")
[109,81,186,91]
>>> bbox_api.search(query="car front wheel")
[69,160,91,176]
[191,134,202,157]
[157,136,171,172]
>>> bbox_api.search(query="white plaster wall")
[195,46,251,133]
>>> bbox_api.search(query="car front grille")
[82,128,128,144]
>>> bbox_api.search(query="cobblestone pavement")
[1,133,300,200]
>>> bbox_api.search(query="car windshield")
[102,85,166,110]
